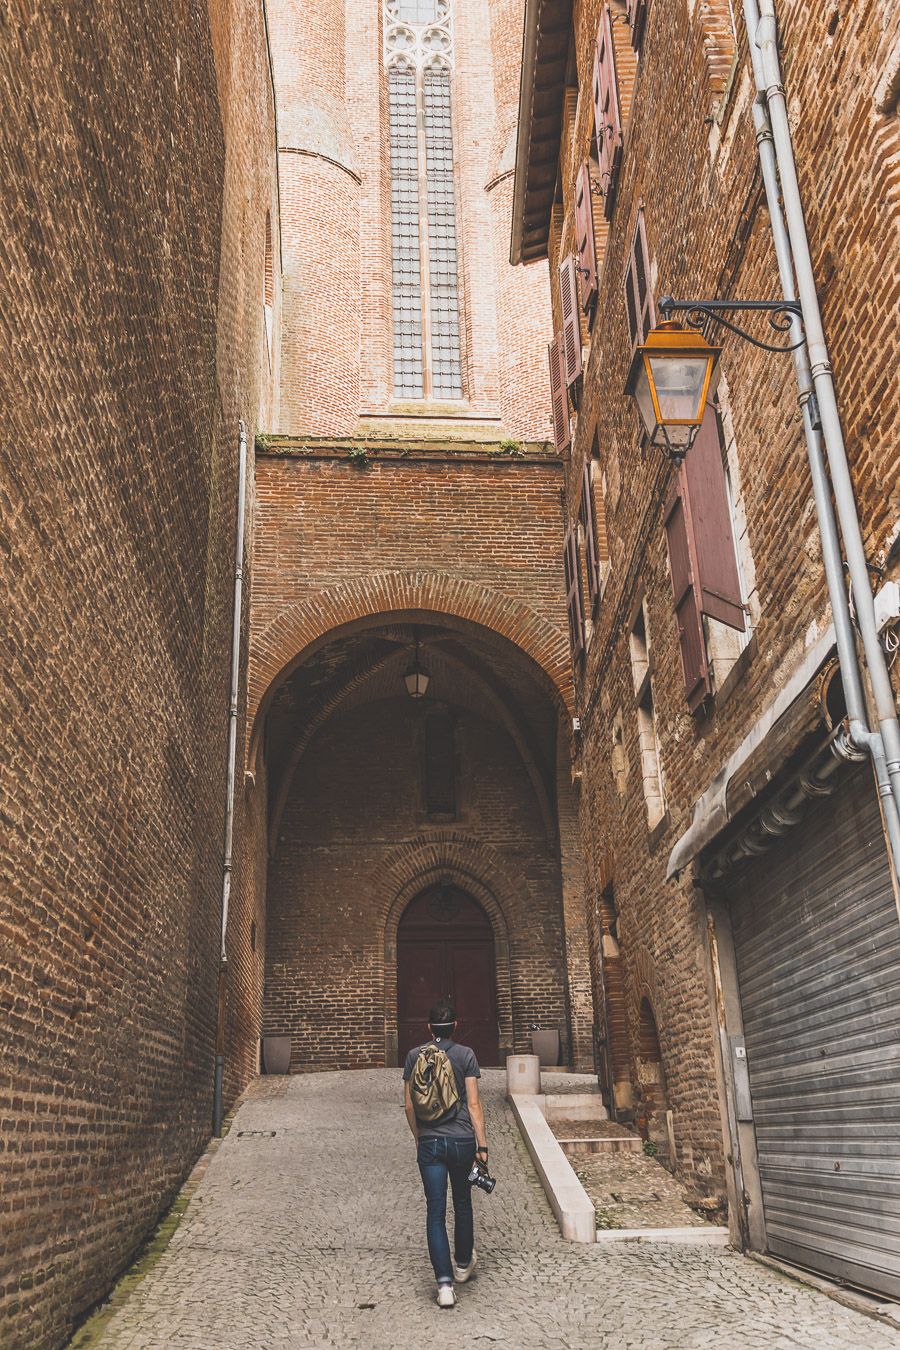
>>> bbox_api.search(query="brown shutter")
[683,407,747,631]
[574,162,598,313]
[564,526,585,661]
[580,460,601,607]
[548,336,570,451]
[624,209,655,350]
[558,255,583,386]
[664,482,710,710]
[593,5,623,221]
[627,0,648,49]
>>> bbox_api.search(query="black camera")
[468,1159,497,1194]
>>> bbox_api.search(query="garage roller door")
[730,768,900,1296]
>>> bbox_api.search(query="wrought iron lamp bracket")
[658,296,805,353]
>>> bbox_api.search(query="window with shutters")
[663,402,749,711]
[579,445,608,611]
[548,335,570,452]
[557,254,583,388]
[424,707,456,818]
[574,160,600,319]
[629,601,665,829]
[703,400,755,694]
[385,0,463,401]
[564,526,585,662]
[623,208,654,356]
[593,5,624,220]
[626,0,649,50]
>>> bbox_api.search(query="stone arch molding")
[373,834,521,1066]
[248,570,574,761]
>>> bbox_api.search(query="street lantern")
[404,630,430,699]
[625,321,721,460]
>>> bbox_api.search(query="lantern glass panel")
[647,353,711,423]
[633,362,659,440]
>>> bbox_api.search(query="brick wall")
[0,0,277,1343]
[270,0,553,437]
[530,0,900,1196]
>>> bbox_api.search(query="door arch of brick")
[375,837,518,1066]
[247,571,574,764]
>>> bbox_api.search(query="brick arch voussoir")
[248,572,573,759]
[374,834,520,1065]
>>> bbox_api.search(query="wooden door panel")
[449,942,499,1066]
[398,942,448,1063]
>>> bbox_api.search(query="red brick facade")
[0,1,278,1344]
[514,0,900,1200]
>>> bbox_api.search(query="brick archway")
[248,571,573,760]
[374,836,520,1066]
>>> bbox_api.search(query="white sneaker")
[453,1249,477,1283]
[436,1283,457,1308]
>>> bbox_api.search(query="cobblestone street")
[79,1070,900,1350]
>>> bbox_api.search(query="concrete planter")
[262,1035,291,1074]
[531,1029,560,1066]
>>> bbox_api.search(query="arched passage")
[396,884,499,1065]
[258,614,589,1072]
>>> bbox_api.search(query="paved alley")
[83,1071,900,1350]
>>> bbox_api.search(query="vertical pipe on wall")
[213,419,249,1137]
[742,0,900,878]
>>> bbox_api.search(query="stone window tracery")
[385,0,463,400]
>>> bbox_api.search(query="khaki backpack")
[409,1043,461,1122]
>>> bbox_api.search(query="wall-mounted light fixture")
[625,297,804,461]
[404,628,431,699]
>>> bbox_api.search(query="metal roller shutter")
[730,768,900,1297]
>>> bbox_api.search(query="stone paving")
[82,1069,900,1350]
[568,1147,713,1230]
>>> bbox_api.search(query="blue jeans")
[416,1135,477,1283]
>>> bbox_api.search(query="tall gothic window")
[385,0,463,400]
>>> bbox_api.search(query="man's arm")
[466,1076,488,1155]
[404,1080,419,1142]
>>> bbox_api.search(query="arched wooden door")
[397,884,499,1066]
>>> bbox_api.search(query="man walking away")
[403,999,489,1307]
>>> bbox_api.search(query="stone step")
[557,1134,644,1156]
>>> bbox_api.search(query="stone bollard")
[506,1053,541,1096]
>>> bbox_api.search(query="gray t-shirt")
[403,1037,481,1140]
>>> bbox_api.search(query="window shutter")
[574,162,598,313]
[580,460,601,607]
[548,336,570,451]
[683,407,747,631]
[558,255,583,386]
[627,0,648,49]
[664,483,710,710]
[593,5,623,221]
[624,209,655,351]
[564,526,585,661]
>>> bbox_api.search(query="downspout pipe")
[213,419,249,1137]
[742,0,900,877]
[750,0,900,824]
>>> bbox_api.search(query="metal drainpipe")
[213,419,249,1137]
[750,0,900,819]
[741,0,900,877]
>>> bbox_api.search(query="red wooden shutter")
[683,407,746,631]
[548,336,570,451]
[580,460,601,607]
[558,255,583,386]
[627,0,648,49]
[593,6,623,221]
[564,526,585,660]
[574,162,598,313]
[664,482,710,710]
[624,209,655,350]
